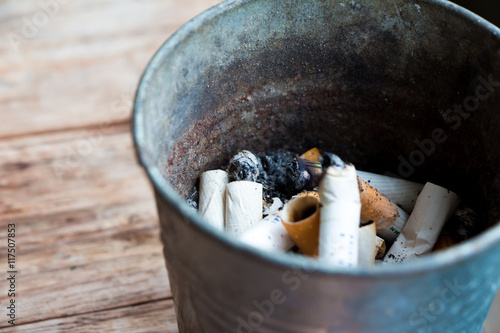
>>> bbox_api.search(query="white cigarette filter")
[239,213,295,252]
[356,171,424,214]
[199,170,229,230]
[225,181,263,236]
[319,165,361,267]
[375,236,386,260]
[384,182,461,264]
[358,222,377,266]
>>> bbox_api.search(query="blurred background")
[451,0,500,26]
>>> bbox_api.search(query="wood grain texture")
[0,1,229,329]
[0,0,222,139]
[0,125,171,327]
[8,299,178,333]
[0,123,149,221]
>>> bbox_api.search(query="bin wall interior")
[134,0,500,332]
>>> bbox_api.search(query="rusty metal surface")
[134,0,500,331]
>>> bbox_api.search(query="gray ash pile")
[227,150,315,203]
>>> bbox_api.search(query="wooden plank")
[0,123,150,221]
[0,125,171,325]
[0,0,222,138]
[8,251,170,327]
[8,299,178,333]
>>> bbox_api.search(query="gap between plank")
[0,297,174,329]
[0,119,132,141]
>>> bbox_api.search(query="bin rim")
[133,0,500,277]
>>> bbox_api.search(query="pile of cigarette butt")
[193,148,477,267]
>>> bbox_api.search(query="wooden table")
[0,1,220,331]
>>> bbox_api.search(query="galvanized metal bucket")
[133,0,500,332]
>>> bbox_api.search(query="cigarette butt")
[199,170,228,230]
[432,234,458,252]
[384,182,461,264]
[319,154,409,243]
[358,222,377,266]
[281,196,321,256]
[319,165,361,267]
[227,150,261,182]
[358,178,410,243]
[356,171,424,213]
[239,213,295,252]
[375,236,386,260]
[225,181,263,236]
[299,148,323,179]
[299,148,322,162]
[292,191,320,201]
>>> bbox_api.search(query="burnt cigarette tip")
[321,153,346,169]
